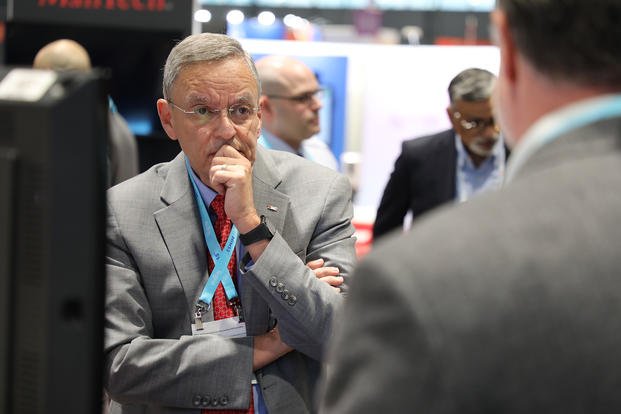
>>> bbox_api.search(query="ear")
[446,106,460,131]
[492,9,517,84]
[255,107,262,135]
[259,95,271,114]
[156,98,178,141]
[446,106,455,126]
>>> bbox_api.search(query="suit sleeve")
[373,142,414,239]
[241,173,357,361]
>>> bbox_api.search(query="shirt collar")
[186,156,217,206]
[505,93,621,183]
[259,130,298,154]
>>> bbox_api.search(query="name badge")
[191,316,247,338]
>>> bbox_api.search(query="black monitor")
[0,68,106,414]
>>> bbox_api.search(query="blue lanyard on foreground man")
[185,158,241,322]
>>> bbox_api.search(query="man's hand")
[209,144,261,234]
[253,327,293,370]
[307,258,343,292]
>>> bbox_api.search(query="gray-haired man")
[103,32,356,414]
[373,68,508,240]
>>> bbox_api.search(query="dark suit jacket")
[373,129,457,239]
[320,114,621,413]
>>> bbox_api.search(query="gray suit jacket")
[105,146,356,413]
[320,115,621,413]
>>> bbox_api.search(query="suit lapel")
[251,146,290,233]
[154,153,207,314]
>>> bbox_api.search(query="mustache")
[473,134,500,144]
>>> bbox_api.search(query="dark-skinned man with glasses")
[373,67,510,240]
[255,55,339,170]
[103,33,357,414]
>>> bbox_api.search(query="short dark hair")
[496,0,621,88]
[447,68,496,104]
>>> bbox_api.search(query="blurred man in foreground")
[320,0,621,412]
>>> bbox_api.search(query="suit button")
[269,277,278,287]
[276,282,285,293]
[288,295,297,306]
[193,395,202,406]
[211,397,220,406]
[220,395,229,406]
[281,289,290,300]
[200,396,211,407]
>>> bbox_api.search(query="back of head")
[162,33,259,100]
[33,39,92,72]
[447,68,496,104]
[496,0,621,88]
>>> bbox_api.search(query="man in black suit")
[373,68,507,239]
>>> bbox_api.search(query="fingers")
[209,145,252,195]
[306,258,343,291]
[313,266,340,278]
[214,143,246,161]
[317,275,344,287]
[306,258,325,270]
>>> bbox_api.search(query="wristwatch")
[239,215,274,246]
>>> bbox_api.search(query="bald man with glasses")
[373,67,510,240]
[255,55,339,170]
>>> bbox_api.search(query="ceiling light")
[257,11,276,26]
[226,9,245,25]
[194,9,212,23]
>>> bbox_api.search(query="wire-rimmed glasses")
[453,111,498,132]
[167,100,259,126]
[266,89,324,105]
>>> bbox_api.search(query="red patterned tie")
[204,194,254,414]
[209,194,236,320]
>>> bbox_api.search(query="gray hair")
[447,67,496,104]
[161,33,260,100]
[496,0,621,88]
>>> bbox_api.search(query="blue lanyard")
[185,158,239,306]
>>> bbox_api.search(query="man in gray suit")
[104,33,356,413]
[319,0,621,412]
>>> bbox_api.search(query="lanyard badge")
[185,158,244,332]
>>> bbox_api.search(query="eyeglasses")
[266,89,324,105]
[453,111,498,132]
[167,100,259,126]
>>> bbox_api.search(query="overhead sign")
[8,0,191,32]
